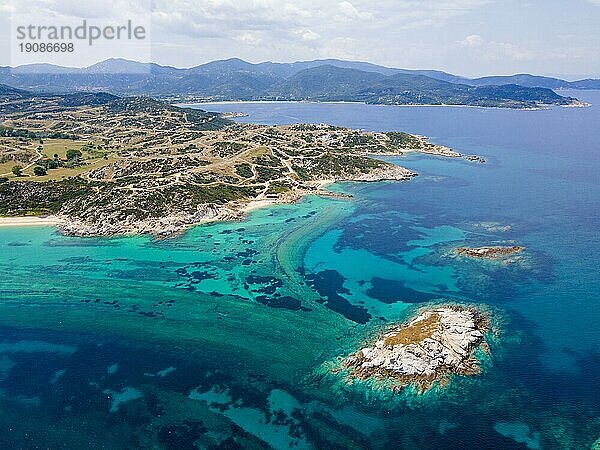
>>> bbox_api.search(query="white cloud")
[487,41,534,61]
[380,0,493,29]
[459,34,483,47]
[457,35,535,62]
[293,28,321,42]
[3,0,595,78]
[319,37,361,60]
[0,3,15,13]
[4,0,152,19]
[152,11,226,38]
[458,35,577,66]
[337,1,373,20]
[235,32,262,45]
[147,0,490,41]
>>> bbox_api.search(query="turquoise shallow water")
[1,92,599,448]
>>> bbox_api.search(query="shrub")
[66,149,82,160]
[33,166,47,176]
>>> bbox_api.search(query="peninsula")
[0,87,461,237]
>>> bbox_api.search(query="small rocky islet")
[454,245,525,261]
[342,305,490,393]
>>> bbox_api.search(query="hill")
[263,66,576,107]
[0,58,593,107]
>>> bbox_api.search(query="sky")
[0,0,599,78]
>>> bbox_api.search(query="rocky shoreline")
[335,165,416,182]
[57,203,242,238]
[0,94,464,239]
[45,167,415,237]
[343,305,490,393]
[466,155,486,163]
[412,144,462,158]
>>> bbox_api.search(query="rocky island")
[0,87,460,237]
[455,246,525,260]
[343,305,490,392]
[466,155,486,163]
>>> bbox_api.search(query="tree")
[33,165,47,176]
[66,149,82,160]
[0,177,8,183]
[11,165,22,177]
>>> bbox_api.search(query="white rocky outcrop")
[344,306,489,391]
[341,165,416,182]
[57,204,241,237]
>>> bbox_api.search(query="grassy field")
[21,156,119,182]
[0,161,17,176]
[40,139,84,159]
[0,137,119,181]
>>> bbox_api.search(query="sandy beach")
[241,199,280,213]
[0,216,62,228]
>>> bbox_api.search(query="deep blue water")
[200,94,600,370]
[195,93,600,448]
[0,92,599,448]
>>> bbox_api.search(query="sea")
[0,91,598,449]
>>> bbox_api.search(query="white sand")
[0,216,62,228]
[241,199,279,213]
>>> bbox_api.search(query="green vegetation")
[213,141,247,157]
[385,131,425,150]
[66,149,82,160]
[296,152,386,179]
[0,62,581,108]
[0,125,79,140]
[256,166,283,182]
[11,165,22,177]
[47,160,60,169]
[235,163,253,178]
[33,166,47,176]
[342,133,380,148]
[254,154,282,167]
[266,182,292,195]
[0,125,37,139]
[0,89,435,235]
[0,179,93,216]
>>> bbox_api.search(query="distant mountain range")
[1,58,597,108]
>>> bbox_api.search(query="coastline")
[0,168,406,238]
[338,303,491,393]
[0,185,338,236]
[0,216,63,228]
[177,100,590,110]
